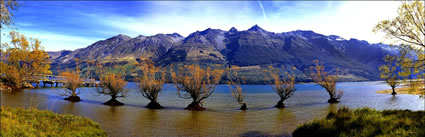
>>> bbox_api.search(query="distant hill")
[49,25,394,83]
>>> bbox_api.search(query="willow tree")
[0,0,19,28]
[309,60,343,103]
[0,31,51,90]
[137,57,165,109]
[398,49,424,95]
[373,0,424,95]
[171,64,224,111]
[59,71,82,102]
[379,55,401,95]
[267,66,296,108]
[95,64,128,106]
[226,66,247,110]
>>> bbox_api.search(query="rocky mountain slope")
[49,25,393,83]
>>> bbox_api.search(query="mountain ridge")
[49,25,394,83]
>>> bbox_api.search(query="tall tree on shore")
[0,31,51,90]
[226,66,247,110]
[373,0,424,95]
[379,55,401,95]
[309,60,343,103]
[137,57,165,109]
[0,0,19,28]
[397,49,424,95]
[171,64,224,111]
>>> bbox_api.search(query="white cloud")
[97,1,402,44]
[96,1,261,37]
[265,1,402,43]
[3,1,402,51]
[1,29,103,51]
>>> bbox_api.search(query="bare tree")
[226,66,247,110]
[309,60,343,103]
[268,66,296,108]
[95,64,128,106]
[171,64,224,111]
[137,57,165,109]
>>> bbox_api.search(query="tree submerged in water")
[379,55,401,95]
[309,60,343,103]
[171,64,224,111]
[95,64,128,106]
[373,0,425,97]
[137,57,165,109]
[59,71,82,102]
[226,66,247,110]
[267,66,297,108]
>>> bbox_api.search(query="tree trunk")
[185,102,205,111]
[146,101,163,109]
[391,86,397,95]
[36,81,39,88]
[64,95,81,102]
[275,99,285,108]
[104,96,124,106]
[328,98,340,103]
[240,103,247,110]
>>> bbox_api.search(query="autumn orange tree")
[137,57,165,109]
[0,31,51,90]
[226,66,247,110]
[171,64,224,111]
[309,60,343,103]
[59,70,82,102]
[267,66,296,108]
[95,63,128,106]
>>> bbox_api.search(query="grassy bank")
[0,106,106,137]
[293,108,425,137]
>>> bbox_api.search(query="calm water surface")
[1,81,424,137]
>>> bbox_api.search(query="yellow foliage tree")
[59,71,82,102]
[1,31,51,90]
[398,49,424,95]
[374,0,424,96]
[226,65,247,110]
[171,64,224,111]
[267,66,296,108]
[309,60,343,103]
[0,0,19,28]
[95,64,128,106]
[379,55,401,95]
[137,57,165,109]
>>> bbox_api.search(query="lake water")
[1,81,424,137]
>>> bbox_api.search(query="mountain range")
[49,25,394,83]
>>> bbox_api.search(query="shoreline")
[376,87,424,95]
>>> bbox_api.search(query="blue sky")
[1,1,401,51]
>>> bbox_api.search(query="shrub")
[293,107,425,137]
[0,106,106,137]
